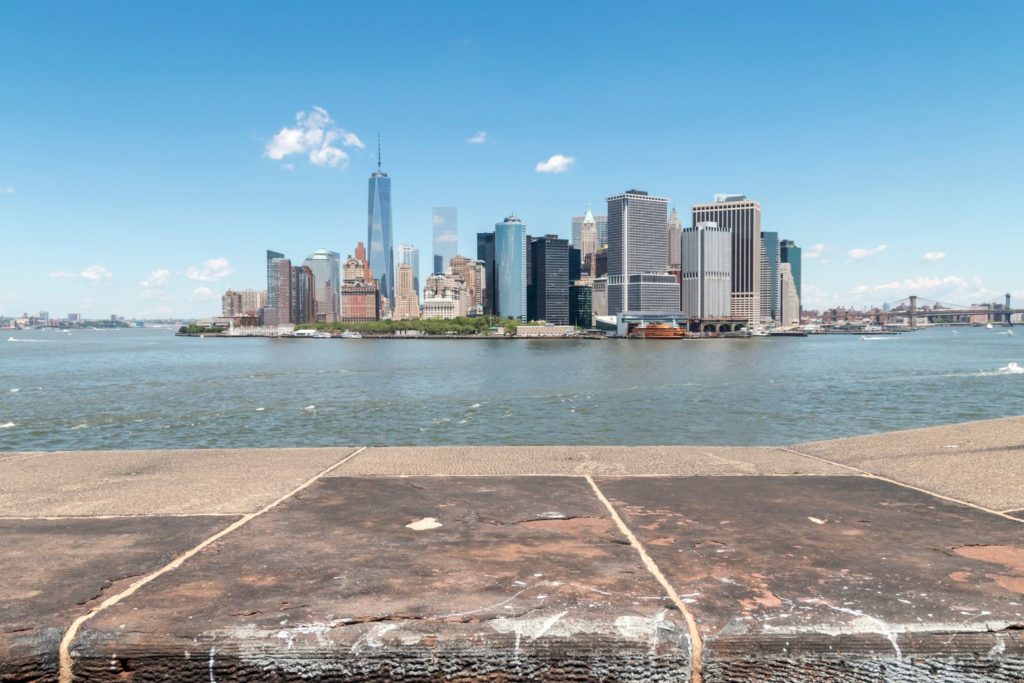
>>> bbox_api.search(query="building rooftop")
[3,416,1023,681]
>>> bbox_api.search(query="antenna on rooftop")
[377,135,382,171]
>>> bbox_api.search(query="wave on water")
[7,337,55,343]
[0,422,15,429]
[9,388,19,393]
[975,362,1024,377]
[860,336,896,341]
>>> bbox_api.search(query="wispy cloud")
[186,258,233,282]
[0,186,14,195]
[48,271,77,279]
[139,269,170,288]
[80,265,113,283]
[849,274,994,306]
[848,244,887,260]
[922,251,946,263]
[803,244,827,260]
[535,154,575,173]
[465,131,487,144]
[264,107,364,169]
[190,287,215,302]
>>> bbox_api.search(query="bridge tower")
[1008,293,1013,326]
[909,295,918,328]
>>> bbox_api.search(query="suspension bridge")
[887,293,1020,327]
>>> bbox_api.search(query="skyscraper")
[367,143,394,306]
[681,222,732,319]
[606,189,679,315]
[341,244,380,323]
[432,207,458,275]
[303,249,341,323]
[692,195,762,324]
[779,262,800,326]
[572,210,607,251]
[667,208,682,269]
[398,244,420,295]
[264,250,291,326]
[779,239,802,301]
[494,215,527,321]
[476,232,496,314]
[393,262,420,320]
[291,265,316,324]
[528,235,570,324]
[759,231,780,324]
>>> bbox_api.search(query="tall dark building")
[291,265,316,324]
[476,232,496,314]
[569,247,581,282]
[528,235,570,324]
[569,283,593,328]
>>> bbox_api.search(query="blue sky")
[1,0,1022,318]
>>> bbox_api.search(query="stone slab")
[0,515,233,682]
[333,445,846,477]
[72,476,692,681]
[0,448,356,516]
[598,475,1024,681]
[790,416,1024,510]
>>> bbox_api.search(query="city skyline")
[2,1,1023,318]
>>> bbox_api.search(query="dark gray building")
[569,283,593,328]
[780,239,802,300]
[606,189,679,314]
[528,235,570,324]
[760,231,780,323]
[476,232,496,314]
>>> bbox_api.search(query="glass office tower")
[368,164,394,305]
[494,216,527,321]
[432,207,458,274]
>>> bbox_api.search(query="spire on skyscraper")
[377,134,382,172]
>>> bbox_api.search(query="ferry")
[339,330,363,339]
[628,322,687,339]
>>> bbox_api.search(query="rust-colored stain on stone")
[954,544,1024,593]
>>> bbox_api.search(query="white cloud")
[535,154,575,173]
[80,265,113,282]
[186,258,233,282]
[465,131,487,144]
[435,232,458,243]
[0,187,14,195]
[139,269,170,288]
[190,287,215,302]
[264,106,364,169]
[849,244,887,260]
[48,271,77,279]
[803,243,827,260]
[282,163,295,172]
[922,251,946,263]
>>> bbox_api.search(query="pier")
[2,417,1023,681]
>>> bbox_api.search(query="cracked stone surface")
[0,516,234,682]
[598,475,1024,681]
[72,477,692,681]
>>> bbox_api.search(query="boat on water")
[629,322,687,339]
[861,335,896,341]
[987,323,994,329]
[340,330,363,339]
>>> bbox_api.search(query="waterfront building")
[569,281,593,328]
[303,249,341,323]
[392,262,420,320]
[340,245,380,323]
[476,232,496,315]
[448,255,485,315]
[264,250,292,327]
[291,265,316,324]
[67,313,81,322]
[494,215,527,321]
[221,289,242,317]
[692,194,762,324]
[367,146,394,307]
[398,244,420,295]
[516,325,574,337]
[780,262,800,326]
[668,207,682,270]
[780,239,802,301]
[592,277,608,319]
[606,189,679,315]
[760,231,780,324]
[238,289,266,317]
[528,235,570,324]
[681,222,732,319]
[432,207,458,275]
[422,273,467,319]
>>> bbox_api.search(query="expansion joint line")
[57,446,367,683]
[778,447,1024,525]
[584,475,703,683]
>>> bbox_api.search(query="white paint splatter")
[808,516,826,525]
[406,517,442,531]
